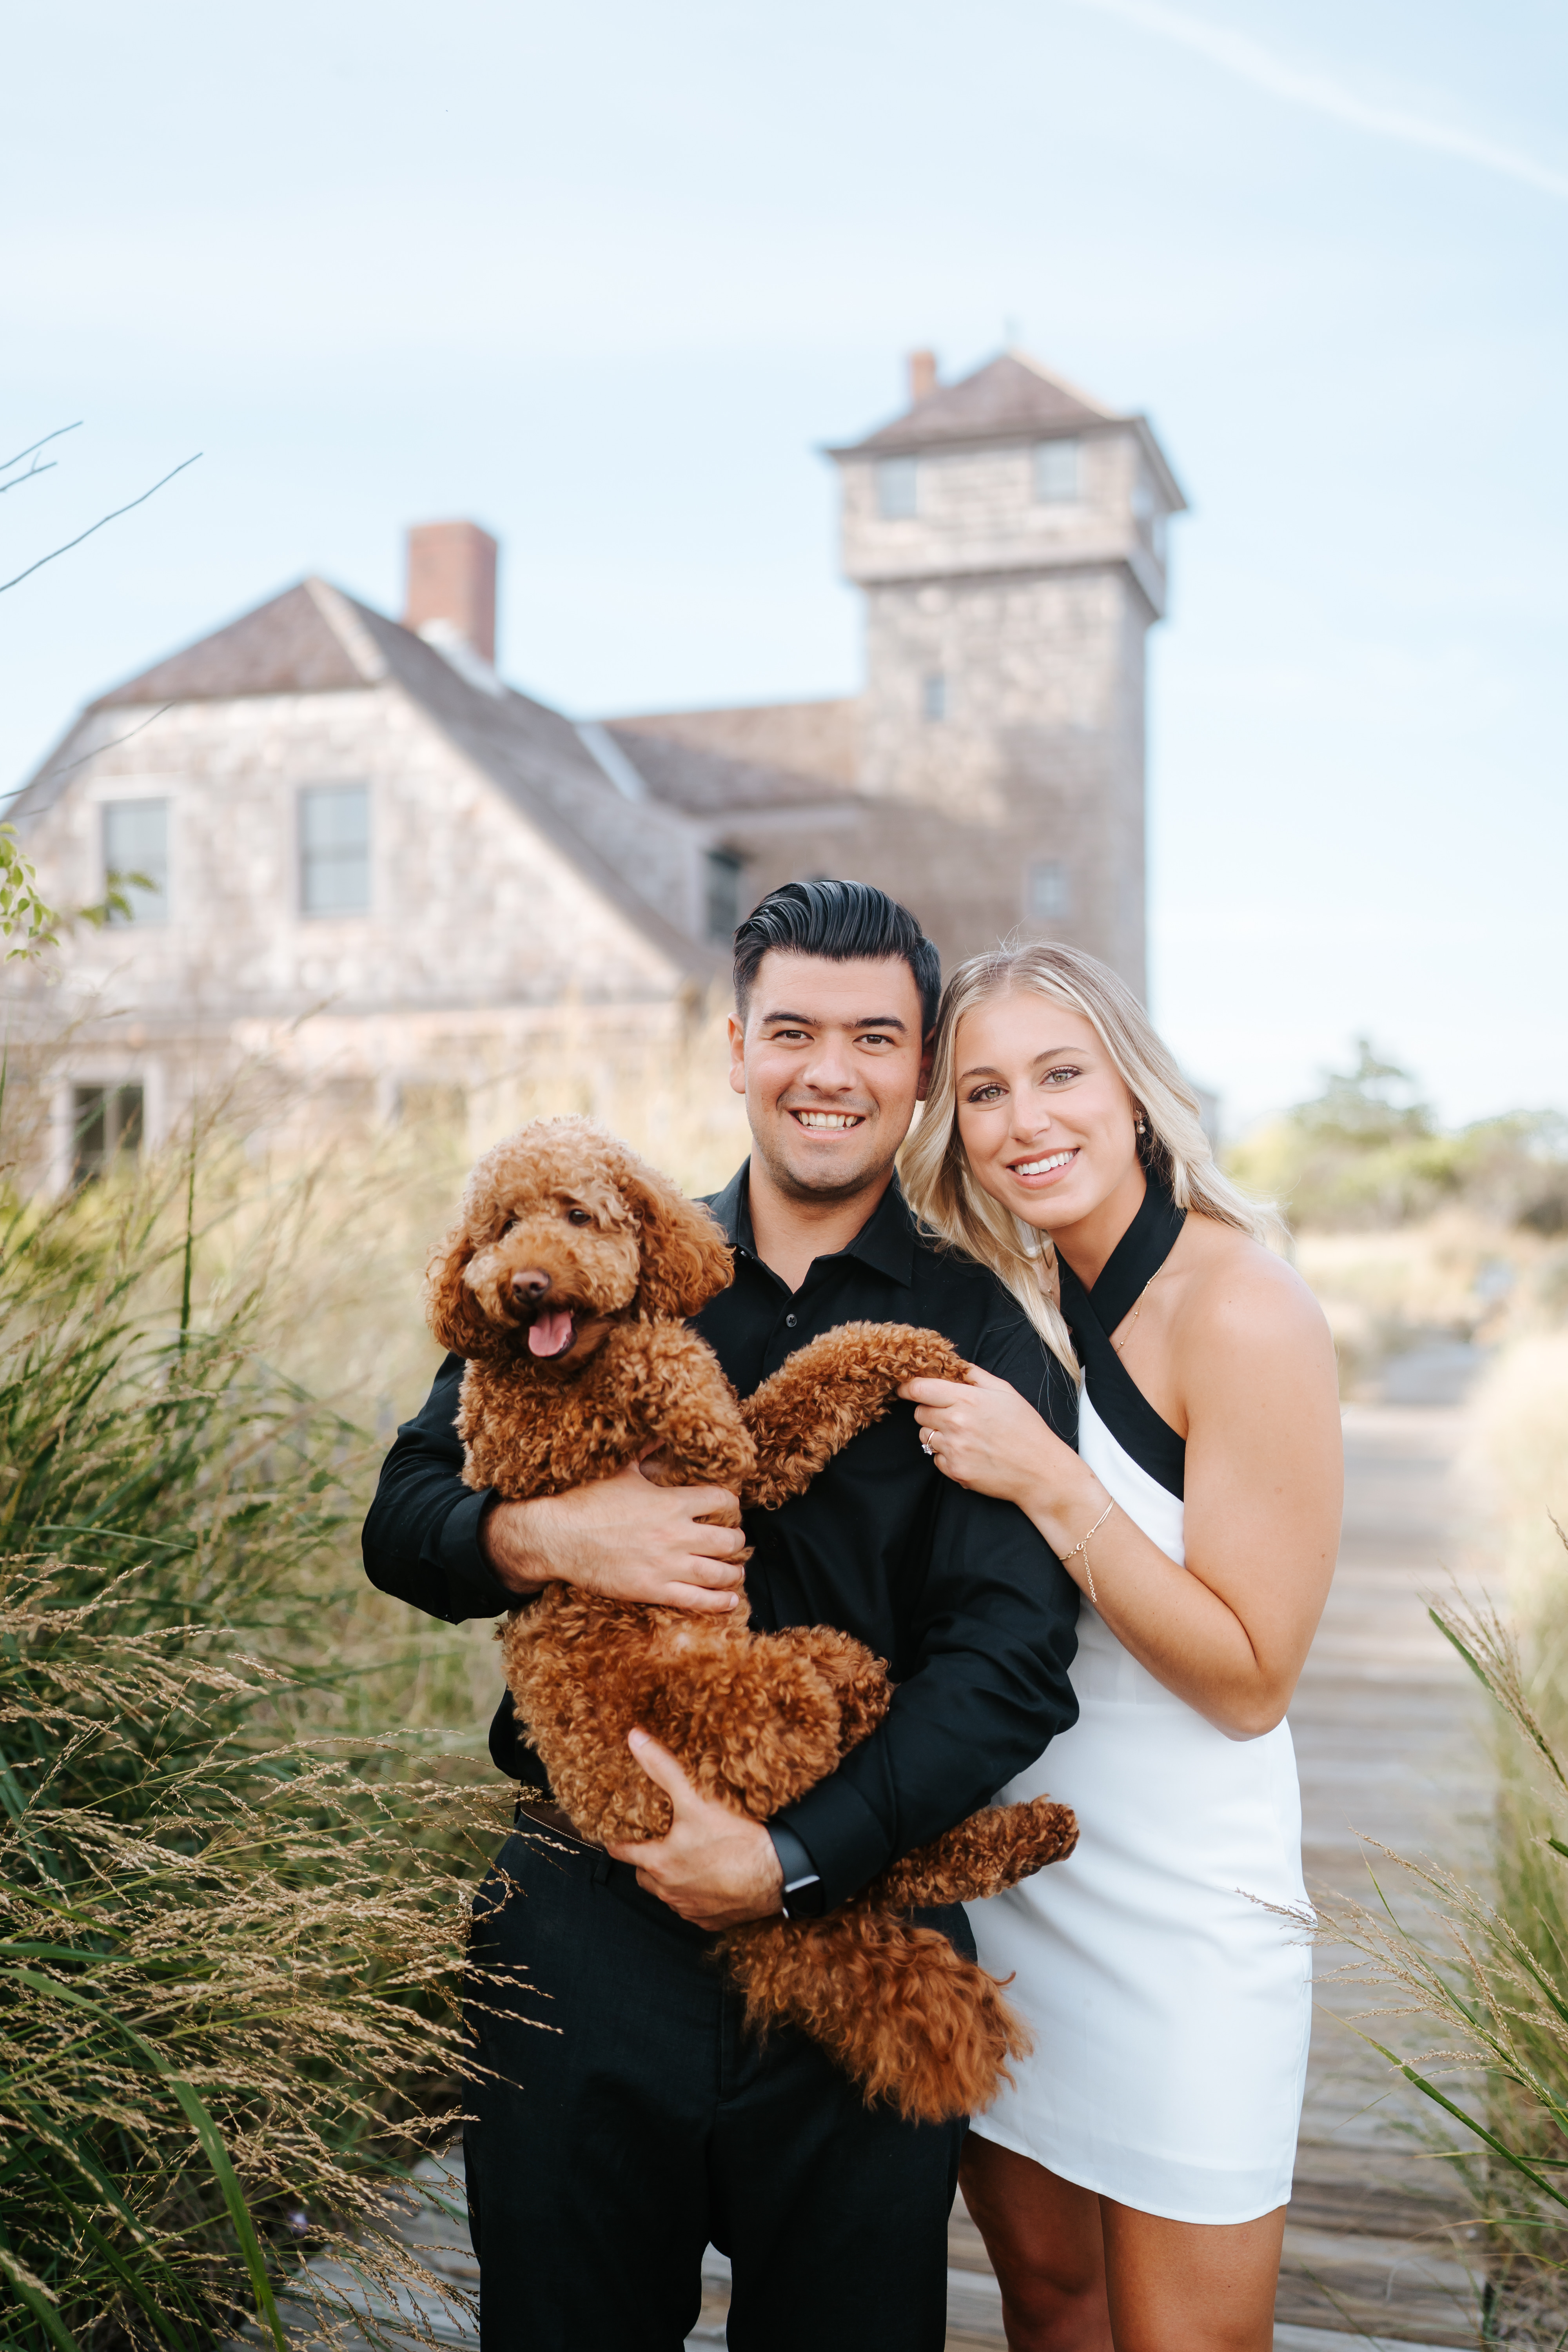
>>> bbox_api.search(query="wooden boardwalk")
[334,1399,1496,2349]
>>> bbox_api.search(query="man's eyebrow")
[760,1010,909,1031]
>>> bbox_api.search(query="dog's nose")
[510,1269,552,1304]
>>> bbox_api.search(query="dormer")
[827,348,1186,620]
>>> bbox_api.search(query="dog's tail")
[719,1908,1031,2125]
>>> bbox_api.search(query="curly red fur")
[433,1117,1077,2123]
[722,1908,1032,2125]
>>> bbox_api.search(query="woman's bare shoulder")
[1176,1216,1332,1360]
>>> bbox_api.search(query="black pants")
[464,1824,969,2350]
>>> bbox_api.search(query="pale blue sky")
[4,0,1564,1130]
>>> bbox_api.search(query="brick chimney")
[907,349,939,405]
[403,520,498,665]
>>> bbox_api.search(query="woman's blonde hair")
[898,941,1272,1378]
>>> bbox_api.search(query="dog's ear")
[615,1151,734,1321]
[425,1222,499,1360]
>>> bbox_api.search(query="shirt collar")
[706,1159,917,1290]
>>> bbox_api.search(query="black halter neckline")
[1056,1173,1187,1499]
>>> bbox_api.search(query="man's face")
[728,951,932,1204]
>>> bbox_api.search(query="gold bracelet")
[1063,1499,1115,1607]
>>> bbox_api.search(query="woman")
[897,944,1343,2352]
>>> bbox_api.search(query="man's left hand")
[606,1730,785,1929]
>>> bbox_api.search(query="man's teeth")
[1014,1149,1076,1176]
[794,1111,864,1129]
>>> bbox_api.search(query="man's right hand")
[479,1456,748,1613]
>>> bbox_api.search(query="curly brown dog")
[428,1114,1077,2124]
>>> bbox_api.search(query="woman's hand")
[900,1365,1091,1516]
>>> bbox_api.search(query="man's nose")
[800,1042,858,1090]
[510,1268,552,1303]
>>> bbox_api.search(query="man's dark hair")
[732,880,941,1034]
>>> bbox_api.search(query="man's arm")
[769,1319,1081,1913]
[362,1355,515,1622]
[361,1354,750,1623]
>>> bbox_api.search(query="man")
[363,879,1080,2351]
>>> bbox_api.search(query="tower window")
[102,799,169,924]
[922,673,947,722]
[1034,439,1081,505]
[705,848,743,945]
[300,784,370,915]
[1027,860,1071,921]
[71,1083,143,1185]
[1132,477,1167,561]
[876,457,920,519]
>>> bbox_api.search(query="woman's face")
[953,993,1140,1234]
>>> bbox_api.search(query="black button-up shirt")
[362,1164,1081,1909]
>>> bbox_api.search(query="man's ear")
[727,1011,747,1099]
[916,1028,936,1104]
[615,1147,735,1320]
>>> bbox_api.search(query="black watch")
[768,1821,826,1919]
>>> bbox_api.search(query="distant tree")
[1290,1038,1437,1148]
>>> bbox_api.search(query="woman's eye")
[566,1208,593,1227]
[967,1085,1004,1104]
[1043,1065,1082,1086]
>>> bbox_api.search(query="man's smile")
[788,1109,867,1131]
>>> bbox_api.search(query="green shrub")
[1336,1582,1568,2340]
[0,1557,511,2348]
[1226,1040,1568,1234]
[0,1110,515,2345]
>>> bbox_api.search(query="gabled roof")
[609,726,853,822]
[828,349,1118,457]
[93,577,386,704]
[18,576,716,985]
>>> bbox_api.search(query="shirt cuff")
[435,1488,517,1619]
[774,1776,891,1914]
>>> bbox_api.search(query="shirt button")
[785,1313,797,1328]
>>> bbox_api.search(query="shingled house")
[11,349,1184,1180]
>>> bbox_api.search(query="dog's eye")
[565,1208,593,1227]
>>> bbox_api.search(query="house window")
[922,672,947,722]
[1034,439,1081,504]
[71,1083,143,1185]
[102,799,169,923]
[300,784,370,915]
[876,457,920,519]
[705,849,743,945]
[1027,860,1071,921]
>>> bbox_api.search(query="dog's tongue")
[528,1309,575,1358]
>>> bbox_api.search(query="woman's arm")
[902,1254,1343,1740]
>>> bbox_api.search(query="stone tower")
[827,349,1185,999]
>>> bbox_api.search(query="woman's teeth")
[1013,1149,1077,1176]
[793,1111,864,1129]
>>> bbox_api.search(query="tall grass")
[0,1018,755,2345]
[0,1101,521,2346]
[0,1561,514,2349]
[1334,1580,1568,2343]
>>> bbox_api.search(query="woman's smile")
[1005,1145,1080,1185]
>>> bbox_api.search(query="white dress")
[967,1374,1314,2223]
